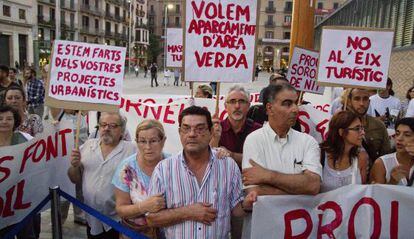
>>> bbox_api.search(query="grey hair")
[225,85,250,102]
[99,111,127,133]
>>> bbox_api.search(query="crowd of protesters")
[1,64,414,239]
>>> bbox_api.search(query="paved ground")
[38,71,272,238]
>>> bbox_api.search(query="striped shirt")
[149,149,243,239]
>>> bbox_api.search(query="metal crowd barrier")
[4,186,148,239]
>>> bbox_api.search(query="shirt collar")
[265,122,293,143]
[222,118,250,133]
[180,147,216,168]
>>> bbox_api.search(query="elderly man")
[211,85,261,167]
[241,84,322,239]
[345,88,391,163]
[147,106,257,239]
[210,85,261,239]
[23,68,45,118]
[68,112,137,238]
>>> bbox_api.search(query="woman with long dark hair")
[319,110,368,192]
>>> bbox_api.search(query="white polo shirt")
[242,122,322,179]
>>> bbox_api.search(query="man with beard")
[210,85,262,168]
[240,84,322,239]
[147,106,257,239]
[344,88,391,164]
[209,85,261,239]
[68,112,137,238]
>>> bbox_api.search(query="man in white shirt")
[241,84,322,239]
[68,112,137,238]
[369,78,401,127]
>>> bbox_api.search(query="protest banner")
[0,122,75,229]
[166,28,183,68]
[87,93,328,153]
[317,27,394,89]
[250,185,414,238]
[298,104,330,143]
[287,47,324,95]
[46,40,127,112]
[183,0,259,83]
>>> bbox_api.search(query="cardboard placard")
[317,27,394,89]
[166,28,183,68]
[183,0,258,83]
[287,47,324,95]
[46,40,126,112]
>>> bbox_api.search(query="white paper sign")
[184,0,258,83]
[0,122,75,229]
[166,28,183,68]
[49,40,126,105]
[251,185,414,238]
[317,28,394,89]
[287,47,324,95]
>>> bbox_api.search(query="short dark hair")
[178,106,213,130]
[262,84,296,106]
[406,86,414,100]
[395,118,414,132]
[0,65,10,76]
[0,105,21,131]
[9,68,17,74]
[3,86,26,102]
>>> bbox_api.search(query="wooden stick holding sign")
[74,111,82,149]
[215,83,221,116]
[298,91,304,106]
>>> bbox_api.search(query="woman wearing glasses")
[112,119,168,239]
[370,118,414,186]
[319,110,368,192]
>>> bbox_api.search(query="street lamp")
[164,4,173,71]
[128,0,135,76]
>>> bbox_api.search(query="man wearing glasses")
[147,106,257,239]
[68,112,137,238]
[209,85,261,239]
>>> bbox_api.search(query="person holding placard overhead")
[369,78,401,128]
[343,88,391,166]
[319,111,368,192]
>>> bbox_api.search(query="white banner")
[287,47,324,95]
[251,185,414,238]
[49,40,126,105]
[0,121,75,229]
[166,28,183,68]
[317,28,393,89]
[184,0,258,83]
[116,94,329,153]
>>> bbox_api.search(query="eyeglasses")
[99,122,120,129]
[136,138,162,145]
[179,125,209,135]
[226,99,249,105]
[346,126,365,133]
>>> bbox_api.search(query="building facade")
[315,0,414,98]
[0,0,36,67]
[256,0,346,71]
[132,0,149,66]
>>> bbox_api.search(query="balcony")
[265,7,276,13]
[38,0,55,6]
[105,11,115,20]
[38,16,55,27]
[136,10,145,17]
[107,0,122,6]
[283,21,291,27]
[105,31,115,38]
[80,4,101,16]
[148,10,155,16]
[265,21,275,28]
[135,22,147,29]
[115,14,122,21]
[284,7,292,13]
